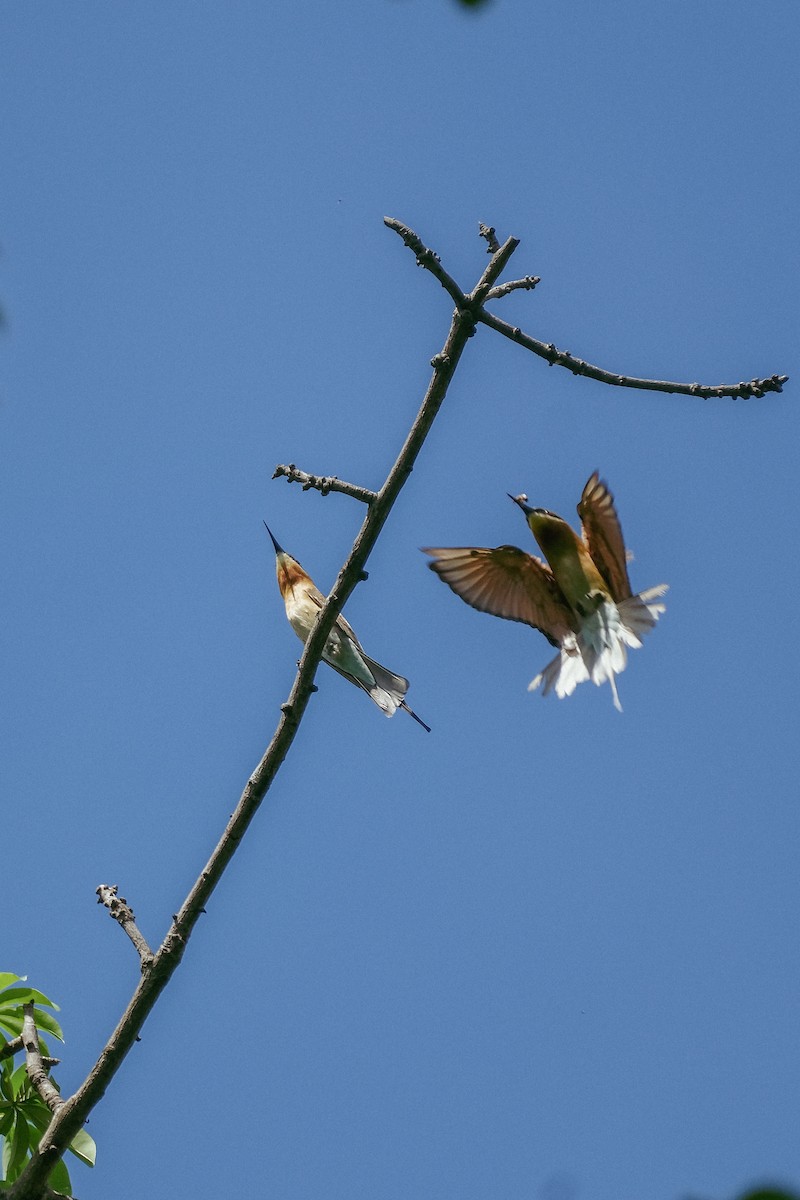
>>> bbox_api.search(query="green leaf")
[29,1009,64,1043]
[0,1013,21,1042]
[4,1110,30,1181]
[47,1154,72,1195]
[9,1065,28,1100]
[0,1008,61,1048]
[0,977,22,994]
[739,1191,800,1200]
[0,988,58,1010]
[0,1103,14,1138]
[21,1096,54,1134]
[0,997,64,1045]
[68,1127,96,1168]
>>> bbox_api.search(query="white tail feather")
[528,635,589,698]
[529,585,668,710]
[617,585,668,648]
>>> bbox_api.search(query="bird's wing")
[577,473,633,601]
[423,545,575,648]
[305,589,365,648]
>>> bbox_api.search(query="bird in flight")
[423,473,667,711]
[266,524,430,731]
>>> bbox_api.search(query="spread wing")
[423,545,575,648]
[577,473,632,602]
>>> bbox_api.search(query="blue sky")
[3,3,799,1198]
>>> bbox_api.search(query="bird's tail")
[617,584,669,646]
[359,654,431,731]
[399,700,432,733]
[358,653,408,714]
[529,585,668,712]
[528,634,590,700]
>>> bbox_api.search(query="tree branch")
[477,308,787,400]
[383,217,467,307]
[272,463,377,504]
[484,275,540,300]
[0,1036,59,1069]
[390,218,787,401]
[96,885,155,969]
[7,221,518,1200]
[1,1035,24,1062]
[22,1005,64,1116]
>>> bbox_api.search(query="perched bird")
[265,524,430,731]
[423,473,667,712]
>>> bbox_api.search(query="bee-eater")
[423,473,667,712]
[265,524,430,731]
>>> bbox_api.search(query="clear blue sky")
[3,3,799,1198]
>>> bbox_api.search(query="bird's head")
[508,493,578,556]
[264,523,307,597]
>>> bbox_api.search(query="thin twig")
[477,307,788,400]
[383,218,467,307]
[22,1005,64,1116]
[7,223,519,1200]
[484,275,540,300]
[1,1035,24,1062]
[2,1036,59,1067]
[272,464,377,504]
[96,885,154,970]
[478,223,500,253]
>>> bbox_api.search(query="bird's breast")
[549,548,608,614]
[284,591,324,643]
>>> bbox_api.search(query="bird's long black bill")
[400,700,431,733]
[263,521,284,555]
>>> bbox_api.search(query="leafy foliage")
[0,973,64,1052]
[0,975,95,1195]
[737,1191,800,1200]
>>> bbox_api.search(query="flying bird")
[423,473,667,711]
[265,524,430,731]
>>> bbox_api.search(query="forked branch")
[388,217,787,401]
[280,218,786,505]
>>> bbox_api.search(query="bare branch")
[478,223,500,253]
[96,885,154,970]
[1,1035,24,1062]
[484,275,541,300]
[478,307,788,399]
[383,217,467,307]
[390,218,787,401]
[2,1036,59,1067]
[272,463,377,504]
[22,1004,64,1116]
